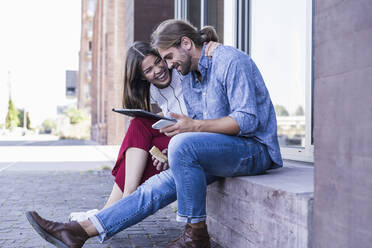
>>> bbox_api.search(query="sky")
[0,0,81,126]
[0,0,309,127]
[250,0,309,115]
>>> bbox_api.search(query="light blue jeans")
[167,132,272,223]
[90,170,219,242]
[90,132,271,242]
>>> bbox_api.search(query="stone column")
[313,0,372,247]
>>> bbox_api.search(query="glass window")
[250,1,309,142]
[178,0,224,44]
[250,0,313,161]
[176,0,313,161]
[187,0,201,29]
[205,0,224,43]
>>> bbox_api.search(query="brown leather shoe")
[26,211,89,248]
[167,223,211,248]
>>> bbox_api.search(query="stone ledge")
[206,161,314,248]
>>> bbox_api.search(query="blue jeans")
[90,169,219,242]
[167,132,272,223]
[90,132,271,242]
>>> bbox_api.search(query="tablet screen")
[112,108,176,121]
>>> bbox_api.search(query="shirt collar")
[197,44,210,79]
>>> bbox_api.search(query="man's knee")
[168,133,197,166]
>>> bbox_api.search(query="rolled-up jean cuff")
[89,215,107,243]
[176,213,206,223]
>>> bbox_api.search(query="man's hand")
[160,113,200,137]
[204,41,221,57]
[151,149,169,171]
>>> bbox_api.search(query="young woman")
[69,40,219,222]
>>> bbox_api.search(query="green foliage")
[26,112,31,129]
[17,109,24,127]
[295,105,304,116]
[64,107,87,124]
[41,118,56,134]
[274,105,289,116]
[16,109,31,129]
[101,165,112,171]
[5,99,20,129]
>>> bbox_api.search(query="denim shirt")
[182,45,283,168]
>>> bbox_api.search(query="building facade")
[78,0,372,247]
[78,0,174,144]
[78,0,95,111]
[65,70,78,98]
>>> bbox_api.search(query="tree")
[5,99,20,129]
[274,105,289,116]
[26,112,31,129]
[41,118,56,134]
[64,107,87,124]
[295,105,304,116]
[17,109,31,129]
[18,108,24,127]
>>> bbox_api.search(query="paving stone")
[0,170,223,248]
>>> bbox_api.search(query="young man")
[26,20,282,248]
[150,19,283,247]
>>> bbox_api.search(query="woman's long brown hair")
[123,41,161,112]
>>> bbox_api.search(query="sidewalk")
[0,136,222,248]
[0,135,119,172]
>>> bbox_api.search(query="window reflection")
[186,0,224,43]
[187,0,200,29]
[250,0,308,148]
[206,0,224,43]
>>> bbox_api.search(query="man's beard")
[179,49,192,75]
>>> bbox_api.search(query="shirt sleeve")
[225,58,259,137]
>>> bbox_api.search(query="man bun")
[152,19,219,49]
[199,26,219,43]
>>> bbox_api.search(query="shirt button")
[202,92,206,96]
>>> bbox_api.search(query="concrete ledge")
[206,161,314,248]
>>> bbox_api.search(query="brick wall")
[90,0,174,144]
[77,0,92,111]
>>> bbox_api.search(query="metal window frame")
[174,0,205,29]
[174,0,188,20]
[277,0,314,162]
[201,0,206,28]
[236,0,249,53]
[175,0,314,163]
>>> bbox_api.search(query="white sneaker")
[68,209,99,222]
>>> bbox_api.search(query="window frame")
[174,0,214,30]
[278,0,313,162]
[175,0,314,163]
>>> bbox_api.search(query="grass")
[101,165,112,171]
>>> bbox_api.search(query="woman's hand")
[160,113,201,137]
[151,149,169,171]
[204,41,221,57]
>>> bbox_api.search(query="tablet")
[112,108,176,121]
